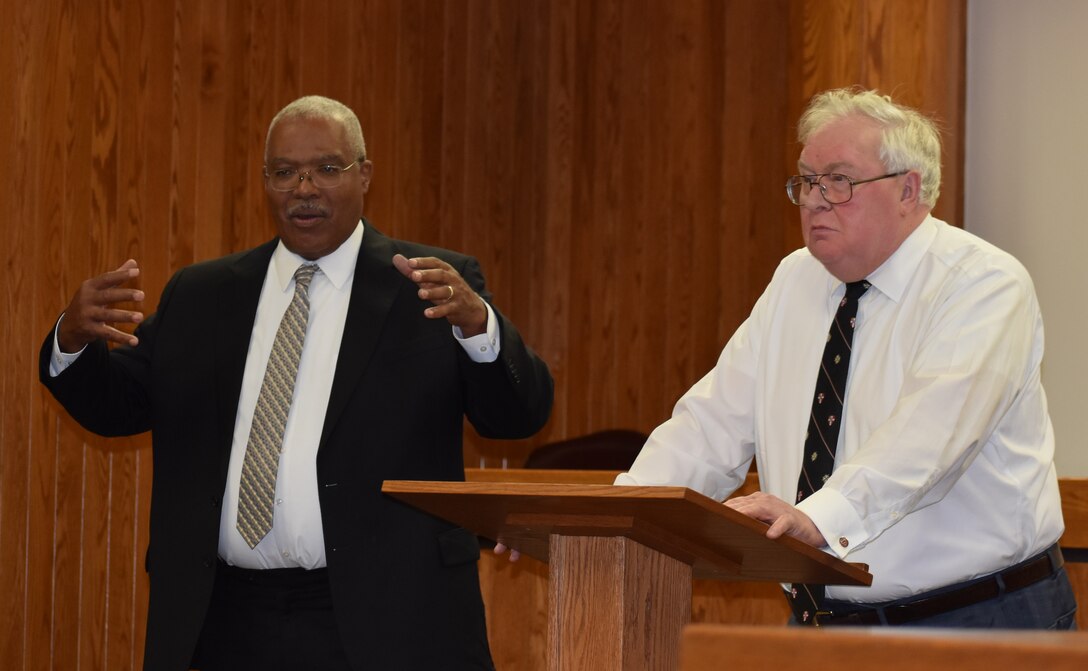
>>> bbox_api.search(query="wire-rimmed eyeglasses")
[785,171,906,205]
[264,161,361,192]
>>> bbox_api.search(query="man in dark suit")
[40,95,553,671]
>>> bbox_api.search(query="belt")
[216,559,329,588]
[811,544,1064,627]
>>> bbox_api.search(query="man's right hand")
[57,259,145,352]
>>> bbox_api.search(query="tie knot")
[845,280,870,302]
[294,263,319,291]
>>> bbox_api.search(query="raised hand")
[392,254,488,336]
[57,259,145,352]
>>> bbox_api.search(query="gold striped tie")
[236,263,319,548]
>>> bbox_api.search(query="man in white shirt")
[40,95,553,669]
[614,88,1076,628]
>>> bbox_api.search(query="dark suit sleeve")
[454,256,554,438]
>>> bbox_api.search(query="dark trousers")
[191,561,353,671]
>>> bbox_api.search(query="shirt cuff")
[453,302,501,363]
[49,315,86,377]
[795,487,869,558]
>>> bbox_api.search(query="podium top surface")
[383,480,871,586]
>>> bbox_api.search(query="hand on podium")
[725,491,826,548]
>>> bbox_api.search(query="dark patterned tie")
[789,279,869,625]
[236,263,319,548]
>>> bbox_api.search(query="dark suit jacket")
[39,224,554,671]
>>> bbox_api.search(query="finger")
[405,256,453,272]
[423,301,456,319]
[419,284,455,304]
[493,543,521,562]
[392,253,414,279]
[100,324,140,347]
[90,307,145,326]
[409,267,453,287]
[92,259,141,289]
[766,517,790,540]
[96,287,146,305]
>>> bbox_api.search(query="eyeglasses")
[264,161,361,192]
[785,171,906,205]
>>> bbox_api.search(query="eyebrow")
[267,154,346,166]
[797,160,858,175]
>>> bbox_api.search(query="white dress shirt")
[616,215,1064,602]
[51,221,502,570]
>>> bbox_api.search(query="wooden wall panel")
[789,0,966,229]
[0,1,964,668]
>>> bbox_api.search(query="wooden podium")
[382,481,872,671]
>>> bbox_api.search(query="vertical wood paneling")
[47,3,100,666]
[26,4,69,669]
[790,0,966,227]
[1,3,39,668]
[0,1,964,668]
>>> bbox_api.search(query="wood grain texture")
[680,625,1088,671]
[1059,478,1088,548]
[1,1,965,668]
[476,471,1088,670]
[548,535,691,671]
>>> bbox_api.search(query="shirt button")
[276,498,284,505]
[838,537,849,548]
[479,346,487,352]
[282,551,290,558]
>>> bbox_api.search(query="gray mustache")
[287,204,329,217]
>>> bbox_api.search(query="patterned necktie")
[789,279,870,625]
[236,263,319,549]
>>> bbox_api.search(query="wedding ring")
[446,285,455,302]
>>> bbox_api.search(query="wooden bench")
[679,624,1088,671]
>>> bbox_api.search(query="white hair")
[798,88,942,207]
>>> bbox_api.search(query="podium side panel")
[622,538,692,671]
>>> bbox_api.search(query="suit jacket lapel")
[319,225,401,452]
[214,240,277,471]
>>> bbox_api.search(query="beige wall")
[966,0,1088,475]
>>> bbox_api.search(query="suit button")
[202,558,213,568]
[210,498,220,509]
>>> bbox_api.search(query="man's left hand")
[393,254,488,336]
[724,491,826,548]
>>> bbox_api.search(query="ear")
[358,160,374,193]
[899,171,921,212]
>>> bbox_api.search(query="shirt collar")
[858,214,938,304]
[271,220,364,291]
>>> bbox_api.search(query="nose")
[800,181,830,211]
[293,170,320,197]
